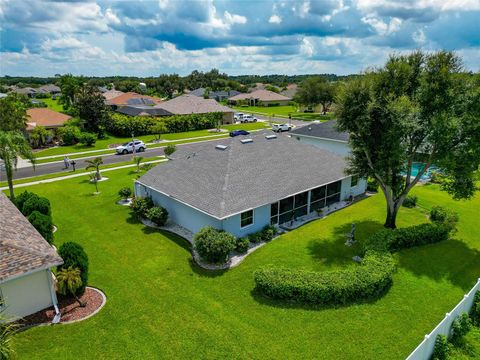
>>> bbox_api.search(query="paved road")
[1,120,311,181]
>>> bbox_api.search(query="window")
[270,203,279,225]
[351,176,359,187]
[294,192,308,208]
[311,186,326,202]
[240,210,254,228]
[327,181,341,196]
[279,196,294,213]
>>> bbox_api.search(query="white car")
[272,123,292,132]
[242,114,258,123]
[234,113,245,121]
[116,140,147,154]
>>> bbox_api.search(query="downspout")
[46,269,61,324]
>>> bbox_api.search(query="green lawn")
[40,98,65,112]
[10,173,480,359]
[232,105,334,121]
[35,122,269,158]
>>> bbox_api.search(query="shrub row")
[194,226,236,264]
[254,251,395,305]
[247,225,277,244]
[130,196,168,226]
[16,191,54,244]
[57,125,97,146]
[106,112,224,137]
[363,223,452,254]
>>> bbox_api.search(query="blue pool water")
[405,162,439,180]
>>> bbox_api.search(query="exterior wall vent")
[215,144,228,150]
[265,134,277,140]
[240,138,253,144]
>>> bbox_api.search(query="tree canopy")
[74,83,110,134]
[336,51,480,228]
[295,77,336,114]
[0,93,30,132]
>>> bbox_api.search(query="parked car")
[229,130,250,137]
[116,140,147,154]
[234,113,245,121]
[241,114,257,123]
[272,123,292,132]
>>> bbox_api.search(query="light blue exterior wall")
[341,177,368,199]
[292,135,350,157]
[222,204,271,238]
[135,183,222,234]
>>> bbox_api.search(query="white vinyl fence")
[406,278,480,360]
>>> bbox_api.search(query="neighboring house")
[228,89,291,106]
[106,92,162,108]
[26,108,72,131]
[37,84,61,94]
[0,193,63,321]
[102,90,125,101]
[290,120,350,157]
[135,131,366,238]
[0,93,8,99]
[13,87,37,98]
[190,88,242,101]
[116,105,173,117]
[280,83,298,99]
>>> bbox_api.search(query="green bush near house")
[430,206,459,231]
[22,194,51,217]
[451,313,472,346]
[403,195,418,208]
[14,190,36,212]
[194,226,237,264]
[130,196,154,219]
[78,132,97,146]
[27,211,54,244]
[248,225,278,244]
[118,187,132,200]
[432,334,449,360]
[57,125,82,145]
[367,178,379,192]
[254,251,395,305]
[235,237,250,253]
[146,206,168,226]
[57,242,89,296]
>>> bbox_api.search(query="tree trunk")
[75,294,86,308]
[384,201,400,229]
[6,165,15,203]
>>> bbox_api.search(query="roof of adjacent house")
[116,105,173,117]
[0,193,63,284]
[290,120,349,142]
[280,84,298,98]
[26,108,72,130]
[155,94,234,115]
[14,87,37,95]
[137,132,347,219]
[228,89,291,102]
[106,92,162,106]
[37,84,61,93]
[190,88,242,99]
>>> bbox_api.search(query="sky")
[0,0,479,77]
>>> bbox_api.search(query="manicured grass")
[10,174,480,359]
[232,105,334,121]
[34,122,269,158]
[40,98,65,112]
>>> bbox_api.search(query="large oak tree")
[336,51,480,228]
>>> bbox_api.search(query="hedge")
[58,242,89,295]
[363,223,451,253]
[146,206,168,226]
[254,251,395,305]
[130,196,154,219]
[28,211,53,244]
[194,227,237,264]
[15,191,36,212]
[22,194,51,217]
[248,225,277,244]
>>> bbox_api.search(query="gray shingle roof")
[156,94,234,115]
[116,105,173,117]
[290,120,349,142]
[137,132,347,219]
[0,193,63,283]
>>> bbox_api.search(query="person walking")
[64,156,70,170]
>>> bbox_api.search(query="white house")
[135,131,366,238]
[0,193,63,321]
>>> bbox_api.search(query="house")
[116,105,173,117]
[290,120,350,157]
[37,84,61,95]
[228,89,291,107]
[13,87,37,98]
[134,132,366,238]
[280,83,298,99]
[26,108,72,131]
[106,92,162,108]
[190,88,242,102]
[0,193,63,321]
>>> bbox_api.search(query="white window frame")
[240,209,254,228]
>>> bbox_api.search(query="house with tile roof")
[135,131,366,238]
[0,193,63,321]
[26,108,72,131]
[228,89,291,106]
[106,92,162,108]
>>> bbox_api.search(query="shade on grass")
[10,172,479,359]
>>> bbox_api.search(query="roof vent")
[308,126,312,131]
[215,144,228,150]
[240,138,253,144]
[265,134,277,140]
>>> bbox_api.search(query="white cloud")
[269,14,282,24]
[361,15,402,35]
[412,29,426,44]
[224,11,247,25]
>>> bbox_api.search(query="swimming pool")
[404,162,439,180]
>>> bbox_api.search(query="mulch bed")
[17,287,104,327]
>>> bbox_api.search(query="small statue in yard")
[345,223,356,246]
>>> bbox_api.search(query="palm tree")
[56,267,86,307]
[133,156,144,173]
[0,308,17,360]
[0,131,35,202]
[88,172,99,194]
[85,157,103,180]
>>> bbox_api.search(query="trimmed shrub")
[146,206,168,226]
[471,291,480,326]
[194,227,237,264]
[430,206,459,231]
[236,237,250,253]
[450,313,472,345]
[431,334,449,360]
[363,223,451,254]
[28,211,53,244]
[57,125,81,145]
[118,187,132,200]
[248,231,263,243]
[78,132,97,146]
[260,225,277,242]
[15,190,36,212]
[254,251,395,305]
[57,242,89,295]
[22,195,51,217]
[367,178,379,192]
[130,196,154,219]
[402,195,417,208]
[164,144,176,157]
